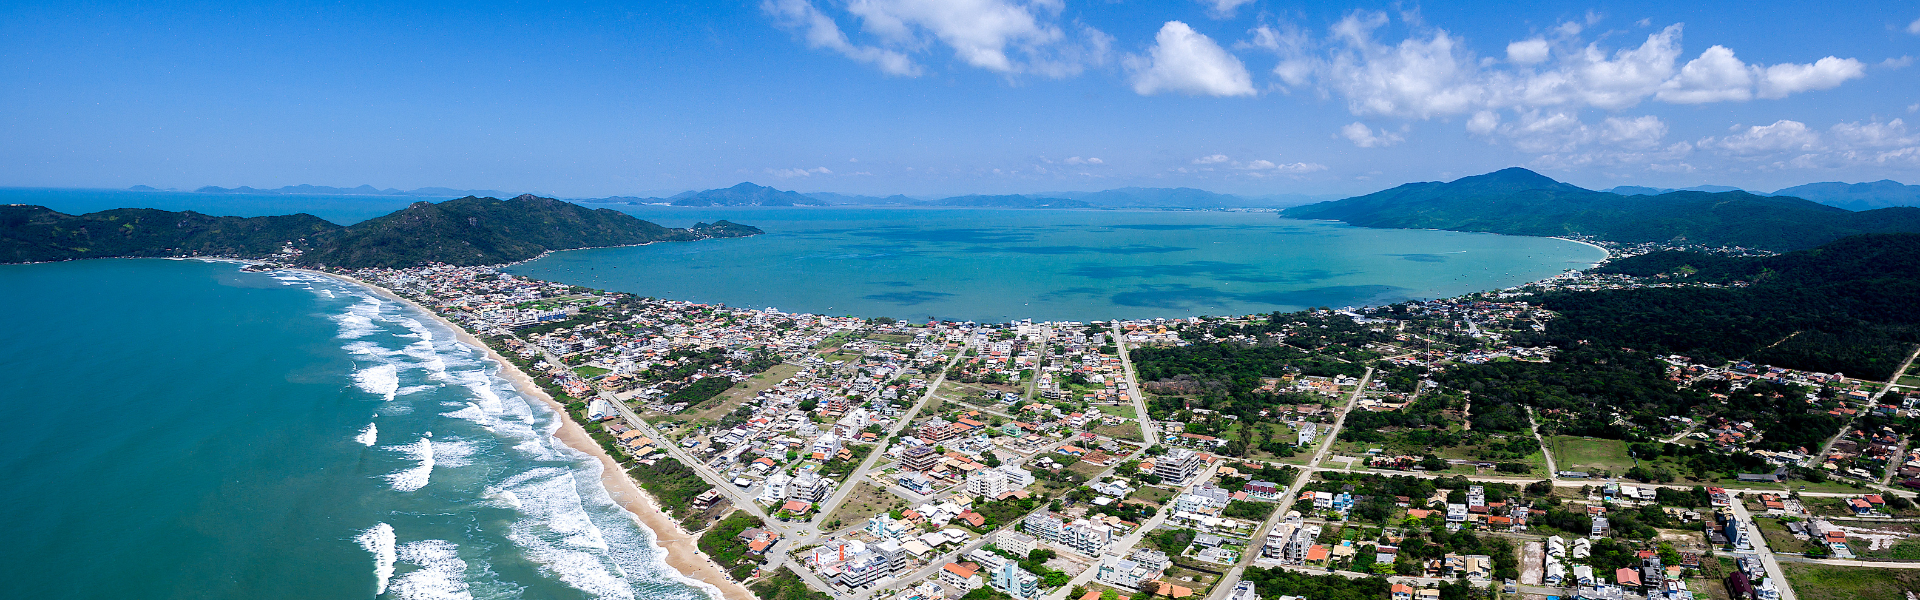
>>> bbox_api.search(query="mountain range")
[0,195,760,268]
[133,184,516,198]
[1282,168,1920,251]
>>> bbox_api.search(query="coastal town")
[343,262,1920,600]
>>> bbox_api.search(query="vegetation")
[697,511,767,576]
[0,196,762,267]
[627,458,715,523]
[1543,233,1920,379]
[1222,500,1276,521]
[1238,569,1392,600]
[1282,167,1920,251]
[751,566,833,600]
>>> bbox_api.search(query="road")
[1730,495,1800,600]
[810,343,972,529]
[1044,461,1225,600]
[1811,345,1920,469]
[1112,324,1159,444]
[1527,407,1559,476]
[1205,367,1374,600]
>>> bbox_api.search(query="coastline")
[1549,236,1614,267]
[306,268,756,600]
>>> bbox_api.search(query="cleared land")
[1549,436,1636,474]
[688,363,802,422]
[823,481,905,530]
[1782,562,1920,600]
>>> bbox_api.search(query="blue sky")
[3,1,1917,197]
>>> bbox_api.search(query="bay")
[0,259,714,600]
[507,207,1607,323]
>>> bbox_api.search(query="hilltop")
[1283,168,1920,251]
[0,194,761,268]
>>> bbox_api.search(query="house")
[1392,583,1415,600]
[941,562,983,591]
[1617,567,1642,587]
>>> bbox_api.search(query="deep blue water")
[0,259,715,600]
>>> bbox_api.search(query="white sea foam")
[356,421,378,446]
[356,522,397,595]
[391,540,473,600]
[385,436,435,492]
[333,297,385,339]
[353,363,401,402]
[492,467,636,600]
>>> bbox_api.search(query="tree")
[1101,589,1118,600]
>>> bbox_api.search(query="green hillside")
[1283,168,1920,251]
[0,194,762,267]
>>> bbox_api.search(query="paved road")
[1205,367,1374,600]
[1812,345,1920,469]
[810,343,972,528]
[1730,495,1800,600]
[1112,324,1159,444]
[1044,461,1226,600]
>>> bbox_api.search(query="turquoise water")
[508,207,1607,322]
[0,259,714,600]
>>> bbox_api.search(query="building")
[832,541,907,588]
[995,531,1037,559]
[901,445,941,471]
[1155,448,1204,485]
[992,556,1042,599]
[900,472,935,495]
[788,471,830,503]
[968,468,1010,499]
[940,562,983,592]
[1129,547,1171,573]
[919,418,957,443]
[1096,558,1149,589]
[1022,512,1112,556]
[758,472,792,503]
[1228,582,1257,600]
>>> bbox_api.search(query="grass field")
[687,363,801,422]
[573,365,611,378]
[1094,422,1143,441]
[1550,436,1636,475]
[822,481,905,530]
[1782,562,1920,600]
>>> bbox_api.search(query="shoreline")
[1548,236,1614,267]
[305,268,755,600]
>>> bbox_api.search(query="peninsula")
[0,194,762,266]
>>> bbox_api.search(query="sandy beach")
[313,270,757,600]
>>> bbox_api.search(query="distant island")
[131,183,517,198]
[0,194,761,268]
[1283,167,1920,251]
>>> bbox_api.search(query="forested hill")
[0,195,762,267]
[1534,233,1920,379]
[1282,167,1920,251]
[0,205,339,263]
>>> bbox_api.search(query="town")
[346,262,1920,600]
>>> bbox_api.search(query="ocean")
[0,258,716,600]
[507,206,1608,323]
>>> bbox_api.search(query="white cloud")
[1239,160,1328,173]
[1063,156,1103,164]
[1656,45,1751,103]
[1601,115,1668,149]
[1197,0,1256,19]
[1467,110,1500,134]
[768,167,835,177]
[765,0,1110,77]
[1126,21,1256,97]
[1828,118,1916,149]
[1909,17,1920,34]
[1507,38,1550,65]
[1700,120,1821,155]
[1260,14,1868,120]
[1340,122,1403,148]
[1193,154,1231,164]
[763,0,919,76]
[1884,56,1914,69]
[1754,57,1866,98]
